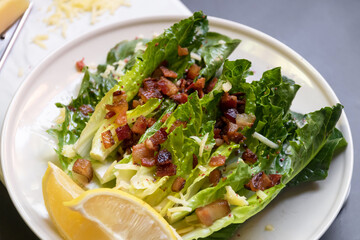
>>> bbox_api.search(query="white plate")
[1,16,353,240]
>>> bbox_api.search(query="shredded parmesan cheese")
[43,0,131,36]
[62,144,76,158]
[167,206,192,213]
[252,132,279,149]
[190,52,202,61]
[222,81,232,92]
[167,195,189,206]
[32,34,49,49]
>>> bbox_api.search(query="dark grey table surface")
[0,0,359,239]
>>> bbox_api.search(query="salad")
[47,11,347,239]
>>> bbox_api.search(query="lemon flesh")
[65,188,177,240]
[42,162,110,240]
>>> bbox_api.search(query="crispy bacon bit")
[132,143,155,165]
[138,87,163,102]
[186,77,205,92]
[193,154,198,169]
[115,124,132,141]
[158,77,179,96]
[245,171,281,192]
[146,117,157,127]
[195,200,231,226]
[79,104,94,116]
[172,177,186,192]
[224,108,238,123]
[169,120,187,133]
[132,99,141,108]
[269,174,282,186]
[72,158,93,182]
[161,113,172,123]
[205,78,218,93]
[143,78,158,90]
[141,157,156,167]
[177,45,189,56]
[209,155,226,167]
[101,130,115,149]
[214,128,221,139]
[171,93,188,104]
[106,97,128,126]
[226,122,244,143]
[131,115,148,135]
[220,93,237,111]
[187,64,201,80]
[160,66,178,78]
[75,58,85,72]
[105,111,116,119]
[209,169,222,186]
[150,128,168,146]
[113,90,126,104]
[156,149,172,166]
[242,148,258,164]
[156,162,177,177]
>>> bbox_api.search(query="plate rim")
[1,14,354,240]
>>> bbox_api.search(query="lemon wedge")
[64,188,177,240]
[42,162,110,240]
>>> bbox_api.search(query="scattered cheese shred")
[222,81,232,92]
[43,0,131,35]
[167,206,192,213]
[265,224,275,231]
[252,132,279,149]
[32,34,49,49]
[167,195,189,206]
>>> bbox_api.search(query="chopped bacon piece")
[171,93,188,104]
[156,149,172,166]
[226,122,244,143]
[269,174,282,186]
[79,104,94,116]
[169,120,187,133]
[172,177,186,192]
[131,115,147,135]
[132,99,141,108]
[132,143,155,165]
[245,171,281,192]
[143,78,158,89]
[75,58,85,72]
[138,87,163,102]
[160,66,178,78]
[72,158,93,182]
[220,93,237,111]
[214,128,221,139]
[177,45,189,56]
[106,98,128,126]
[161,113,172,123]
[224,108,238,123]
[209,155,226,167]
[242,148,258,164]
[186,77,205,92]
[205,78,218,93]
[149,128,168,146]
[187,64,201,80]
[113,90,126,104]
[193,154,198,169]
[141,157,156,167]
[158,77,179,96]
[146,117,157,127]
[105,111,116,119]
[195,200,231,226]
[156,163,177,177]
[209,169,222,186]
[101,130,115,149]
[115,124,132,141]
